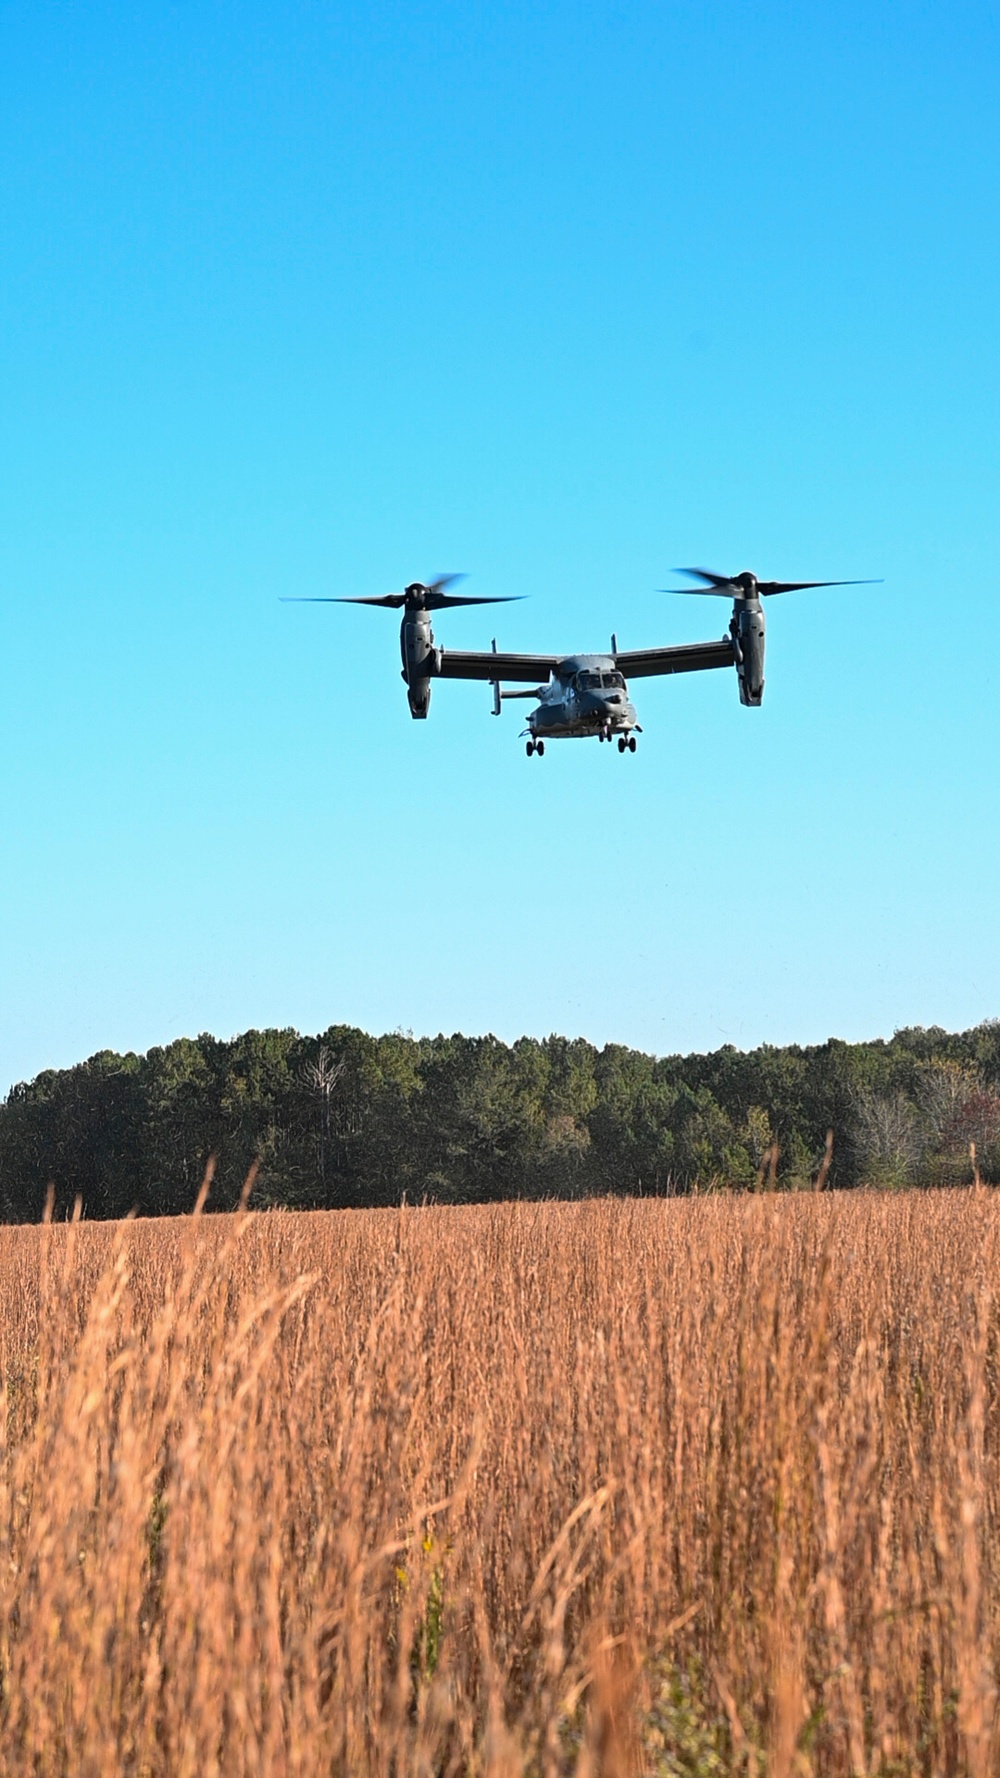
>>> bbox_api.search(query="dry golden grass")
[0,1189,998,1775]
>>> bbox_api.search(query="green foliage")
[410,1549,444,1685]
[1,1020,998,1218]
[642,1657,732,1778]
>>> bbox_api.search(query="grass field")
[0,1190,997,1776]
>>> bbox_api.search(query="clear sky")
[1,0,998,1092]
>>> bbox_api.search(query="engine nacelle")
[732,599,766,706]
[400,612,438,719]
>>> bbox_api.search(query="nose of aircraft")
[581,687,625,717]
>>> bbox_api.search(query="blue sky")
[1,0,998,1091]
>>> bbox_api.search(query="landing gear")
[526,739,545,758]
[617,735,637,754]
[628,735,636,752]
[617,737,626,753]
[526,740,534,756]
[536,740,545,756]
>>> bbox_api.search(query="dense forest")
[2,1020,1000,1219]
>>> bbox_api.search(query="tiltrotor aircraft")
[284,567,877,756]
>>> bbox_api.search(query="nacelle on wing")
[400,615,441,719]
[732,599,766,707]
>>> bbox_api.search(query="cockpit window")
[577,671,602,690]
[602,672,625,690]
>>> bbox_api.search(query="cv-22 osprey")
[284,568,878,756]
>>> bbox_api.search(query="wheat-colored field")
[0,1190,997,1776]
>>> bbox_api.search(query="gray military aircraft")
[283,567,877,756]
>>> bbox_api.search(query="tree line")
[1,1020,999,1220]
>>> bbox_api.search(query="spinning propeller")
[665,568,882,599]
[282,574,520,612]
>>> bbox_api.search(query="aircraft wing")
[614,638,736,679]
[434,650,558,684]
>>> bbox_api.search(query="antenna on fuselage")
[611,632,618,654]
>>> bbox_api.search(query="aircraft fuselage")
[527,656,639,741]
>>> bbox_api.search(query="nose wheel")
[526,739,545,757]
[617,735,637,753]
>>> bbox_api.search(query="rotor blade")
[425,573,466,596]
[756,578,883,596]
[660,585,738,597]
[281,589,523,609]
[664,570,884,598]
[282,573,470,607]
[675,567,737,589]
[424,593,524,609]
[280,594,407,607]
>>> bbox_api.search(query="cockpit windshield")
[602,672,625,690]
[577,671,602,690]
